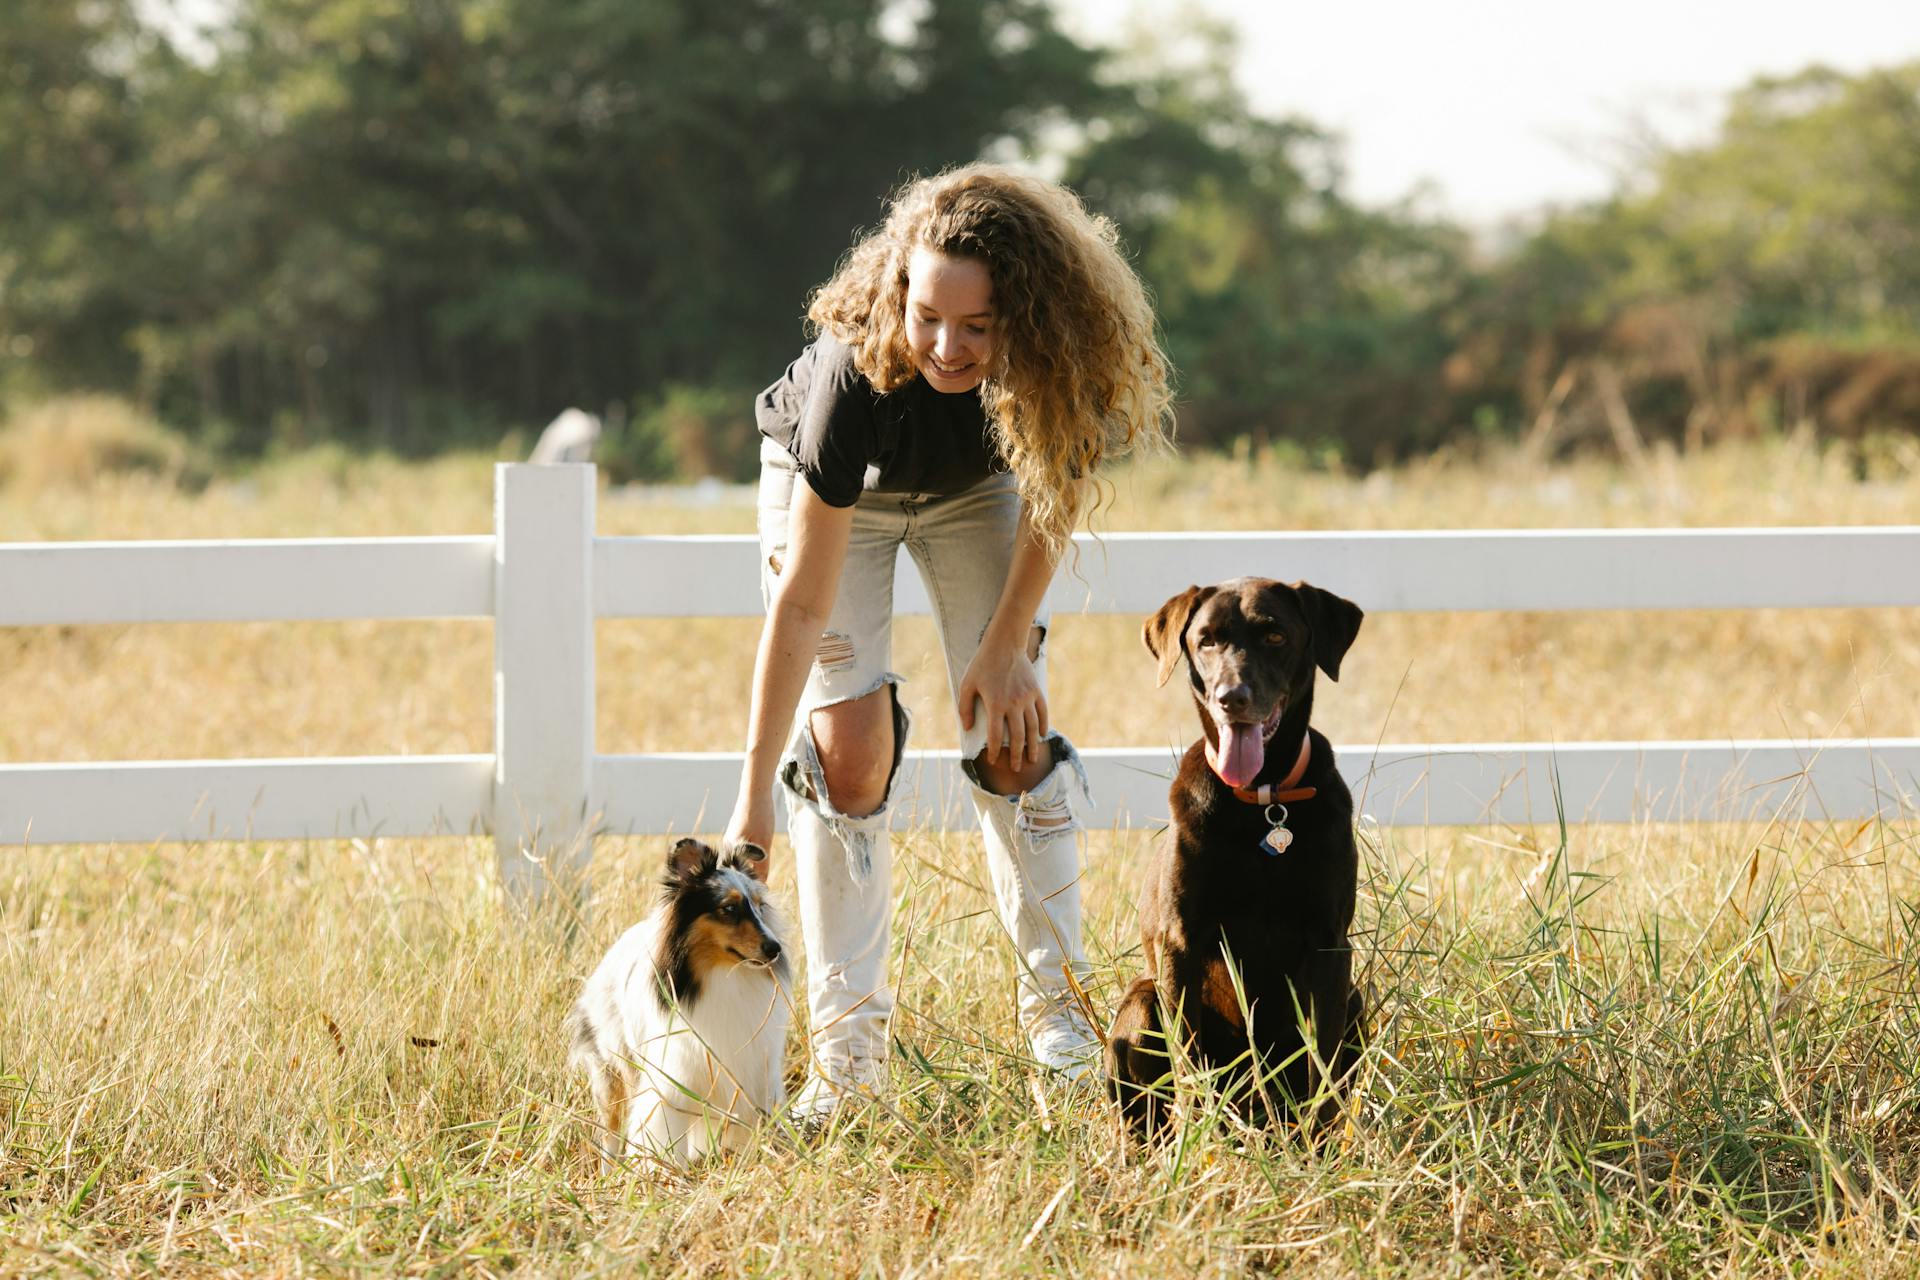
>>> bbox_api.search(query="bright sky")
[1054,0,1920,224]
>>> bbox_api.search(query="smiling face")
[904,246,994,394]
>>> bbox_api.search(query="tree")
[1454,62,1920,449]
[1065,14,1470,458]
[0,0,155,396]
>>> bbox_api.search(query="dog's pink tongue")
[1208,720,1266,788]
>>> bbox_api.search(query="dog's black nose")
[761,939,783,962]
[1216,683,1252,716]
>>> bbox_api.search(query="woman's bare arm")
[725,481,853,864]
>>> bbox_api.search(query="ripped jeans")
[758,441,1093,1078]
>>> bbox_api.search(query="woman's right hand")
[725,787,776,882]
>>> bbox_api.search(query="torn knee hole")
[790,684,905,817]
[821,767,889,818]
[767,550,784,576]
[783,752,885,818]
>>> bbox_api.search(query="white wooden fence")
[3,463,1917,887]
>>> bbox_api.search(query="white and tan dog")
[569,838,791,1163]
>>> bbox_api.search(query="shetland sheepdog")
[569,838,791,1163]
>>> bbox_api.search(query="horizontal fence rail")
[591,740,1920,835]
[7,744,1913,846]
[1,756,493,844]
[596,526,1920,618]
[0,536,495,625]
[2,464,1916,864]
[13,526,1915,629]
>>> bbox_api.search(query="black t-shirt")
[754,334,1004,507]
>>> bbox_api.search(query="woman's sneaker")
[787,1053,885,1130]
[1029,1007,1102,1081]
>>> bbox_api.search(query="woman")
[725,163,1174,1122]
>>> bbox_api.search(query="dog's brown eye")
[1265,632,1287,646]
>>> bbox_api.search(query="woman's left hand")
[957,639,1048,767]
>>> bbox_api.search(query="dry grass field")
[3,422,1918,1276]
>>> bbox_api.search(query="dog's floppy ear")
[1295,582,1364,680]
[667,837,718,882]
[1143,585,1215,688]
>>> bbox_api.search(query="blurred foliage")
[601,381,761,484]
[1,1,1917,474]
[1448,64,1920,454]
[0,394,212,490]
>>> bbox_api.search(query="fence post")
[493,463,596,903]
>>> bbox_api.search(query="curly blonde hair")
[807,164,1175,556]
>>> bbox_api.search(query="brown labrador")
[1106,577,1366,1136]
